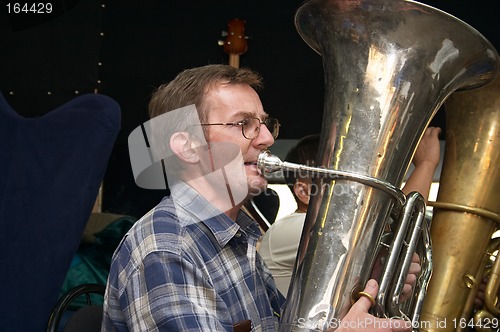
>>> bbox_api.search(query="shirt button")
[235,232,242,238]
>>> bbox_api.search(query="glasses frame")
[199,117,280,140]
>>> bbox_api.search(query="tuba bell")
[420,72,500,331]
[259,0,499,330]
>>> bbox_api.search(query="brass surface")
[421,75,500,331]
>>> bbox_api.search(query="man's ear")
[293,180,311,206]
[169,132,200,164]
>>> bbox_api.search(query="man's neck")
[186,177,246,221]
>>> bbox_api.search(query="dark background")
[1,0,498,217]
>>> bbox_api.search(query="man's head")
[149,64,278,206]
[284,134,320,211]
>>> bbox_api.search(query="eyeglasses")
[199,117,280,140]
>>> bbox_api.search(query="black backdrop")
[1,0,499,217]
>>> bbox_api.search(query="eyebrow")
[231,111,269,121]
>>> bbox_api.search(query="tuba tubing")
[484,239,500,317]
[472,238,500,332]
[257,153,431,320]
[279,0,499,330]
[375,192,429,321]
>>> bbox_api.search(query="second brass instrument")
[421,72,500,332]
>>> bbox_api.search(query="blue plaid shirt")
[102,182,285,331]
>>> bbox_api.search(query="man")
[102,64,413,331]
[259,128,441,296]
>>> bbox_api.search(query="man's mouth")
[244,161,264,176]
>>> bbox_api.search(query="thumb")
[430,126,442,137]
[352,279,378,313]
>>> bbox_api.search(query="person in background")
[103,64,416,331]
[259,127,441,296]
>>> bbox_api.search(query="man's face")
[204,83,275,197]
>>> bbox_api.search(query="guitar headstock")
[222,18,248,56]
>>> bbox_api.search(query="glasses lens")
[265,118,279,139]
[242,118,260,139]
[242,118,280,139]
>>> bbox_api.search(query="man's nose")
[255,123,275,147]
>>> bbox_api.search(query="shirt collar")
[170,182,262,247]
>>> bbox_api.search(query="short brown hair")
[148,64,263,123]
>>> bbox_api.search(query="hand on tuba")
[401,253,421,302]
[370,251,422,303]
[333,279,412,332]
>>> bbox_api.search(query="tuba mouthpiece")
[257,150,284,174]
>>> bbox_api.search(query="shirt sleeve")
[119,251,235,332]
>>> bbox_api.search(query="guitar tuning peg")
[217,40,225,46]
[221,30,228,37]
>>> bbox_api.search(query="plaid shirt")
[102,182,285,331]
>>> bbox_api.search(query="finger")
[430,127,442,140]
[474,296,484,308]
[411,252,420,263]
[408,261,421,275]
[475,287,486,308]
[402,283,412,297]
[405,272,417,286]
[352,279,378,312]
[478,280,487,291]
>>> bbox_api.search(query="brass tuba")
[420,73,500,331]
[259,0,499,330]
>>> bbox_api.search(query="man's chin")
[247,176,268,197]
